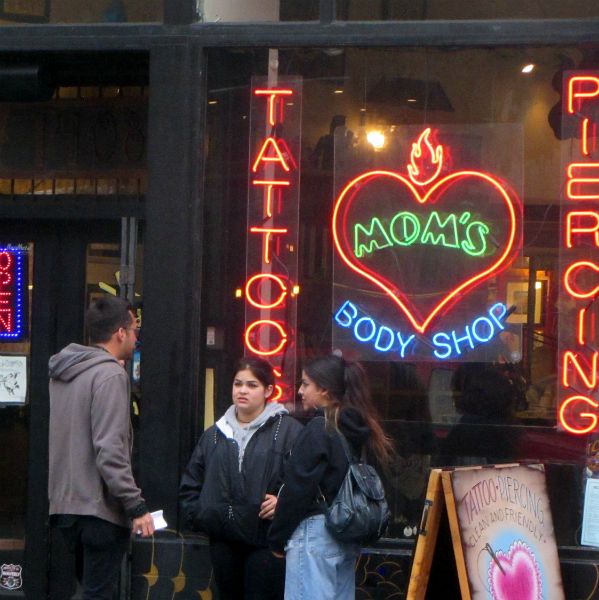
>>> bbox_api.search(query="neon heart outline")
[332,169,521,334]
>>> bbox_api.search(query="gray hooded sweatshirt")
[218,402,289,470]
[48,343,145,528]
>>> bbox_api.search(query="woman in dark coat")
[268,354,393,600]
[179,357,303,600]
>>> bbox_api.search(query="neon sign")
[332,125,522,361]
[243,77,301,401]
[558,71,599,434]
[353,210,491,258]
[0,246,27,341]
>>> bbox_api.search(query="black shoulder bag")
[323,431,390,545]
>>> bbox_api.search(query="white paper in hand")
[151,509,168,530]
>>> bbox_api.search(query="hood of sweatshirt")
[48,343,120,382]
[217,402,289,470]
[217,401,288,439]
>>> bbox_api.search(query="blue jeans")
[284,514,360,600]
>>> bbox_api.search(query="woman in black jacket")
[179,357,303,600]
[268,354,393,600]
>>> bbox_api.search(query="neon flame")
[244,320,288,356]
[559,395,599,435]
[245,273,288,309]
[407,128,443,187]
[568,76,599,114]
[332,168,520,334]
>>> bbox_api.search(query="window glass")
[337,0,599,20]
[0,86,148,197]
[0,0,162,24]
[204,46,587,545]
[199,0,318,22]
[0,243,32,547]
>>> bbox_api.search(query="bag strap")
[335,429,364,464]
[317,428,364,505]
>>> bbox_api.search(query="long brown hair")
[303,354,393,465]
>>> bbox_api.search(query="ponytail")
[304,355,394,466]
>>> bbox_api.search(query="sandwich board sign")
[407,464,564,599]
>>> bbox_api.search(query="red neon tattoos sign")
[244,77,301,401]
[332,125,523,362]
[558,72,599,434]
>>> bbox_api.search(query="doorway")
[0,219,141,598]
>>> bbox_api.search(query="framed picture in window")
[0,355,27,404]
[506,281,543,324]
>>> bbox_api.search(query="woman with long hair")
[268,354,393,600]
[179,357,303,600]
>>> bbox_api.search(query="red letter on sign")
[0,292,12,332]
[567,163,599,200]
[254,88,293,126]
[568,76,599,114]
[250,227,288,264]
[245,273,288,309]
[564,261,599,298]
[252,180,290,217]
[244,320,288,356]
[559,395,599,434]
[252,137,292,173]
[563,350,598,388]
[566,211,599,247]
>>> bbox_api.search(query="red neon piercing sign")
[558,70,599,433]
[243,77,302,402]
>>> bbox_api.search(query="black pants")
[59,516,130,600]
[209,540,285,600]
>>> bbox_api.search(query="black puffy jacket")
[179,410,303,547]
[268,407,370,553]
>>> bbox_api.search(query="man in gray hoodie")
[48,295,154,600]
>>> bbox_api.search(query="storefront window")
[0,0,162,24]
[0,244,32,550]
[337,0,599,20]
[204,45,590,544]
[199,0,319,22]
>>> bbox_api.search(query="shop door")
[0,219,138,599]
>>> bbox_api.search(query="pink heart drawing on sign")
[488,541,542,600]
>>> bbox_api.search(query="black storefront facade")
[0,2,599,598]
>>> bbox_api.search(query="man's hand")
[259,493,277,520]
[132,512,155,538]
[272,551,284,559]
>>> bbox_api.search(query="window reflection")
[204,45,590,542]
[0,0,162,24]
[337,0,599,21]
[0,244,32,546]
[199,0,319,22]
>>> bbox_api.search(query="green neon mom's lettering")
[354,210,491,258]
